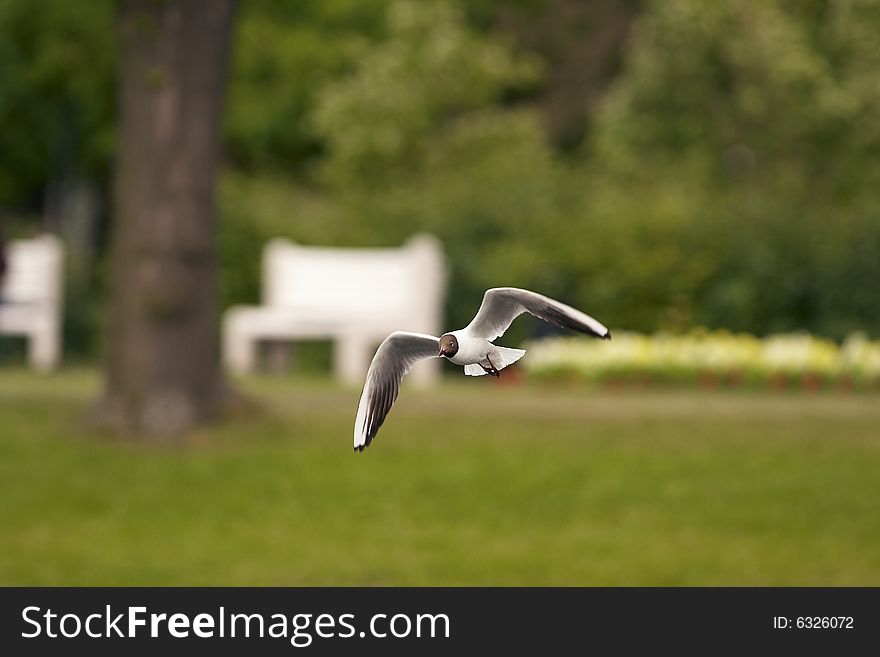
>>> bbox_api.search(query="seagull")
[353,287,611,451]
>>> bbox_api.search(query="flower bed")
[522,330,880,390]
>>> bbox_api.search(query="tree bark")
[101,0,236,436]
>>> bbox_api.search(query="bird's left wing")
[354,331,440,451]
[464,287,610,342]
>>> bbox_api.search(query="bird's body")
[444,329,482,365]
[443,332,491,366]
[353,287,611,451]
[442,331,525,376]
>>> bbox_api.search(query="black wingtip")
[604,330,612,341]
[355,434,375,452]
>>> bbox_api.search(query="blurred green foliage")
[224,0,391,172]
[586,0,880,337]
[0,0,114,205]
[2,0,880,360]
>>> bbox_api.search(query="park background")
[1,0,878,584]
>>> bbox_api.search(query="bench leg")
[223,324,258,374]
[334,334,371,385]
[29,322,60,371]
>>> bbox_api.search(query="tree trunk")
[100,0,237,436]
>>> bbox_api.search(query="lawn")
[1,369,878,585]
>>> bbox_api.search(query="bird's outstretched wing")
[354,331,440,451]
[464,287,610,342]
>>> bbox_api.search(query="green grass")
[1,369,879,585]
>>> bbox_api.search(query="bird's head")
[438,334,459,358]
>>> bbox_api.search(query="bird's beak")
[438,349,446,357]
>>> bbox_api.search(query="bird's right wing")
[354,331,440,451]
[464,287,610,341]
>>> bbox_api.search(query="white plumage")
[353,287,610,451]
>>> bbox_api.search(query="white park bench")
[0,234,64,371]
[222,234,446,384]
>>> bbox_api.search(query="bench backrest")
[262,235,445,327]
[1,234,63,306]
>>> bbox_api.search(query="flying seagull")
[353,287,610,451]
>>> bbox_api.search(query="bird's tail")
[464,347,527,376]
[495,346,526,368]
